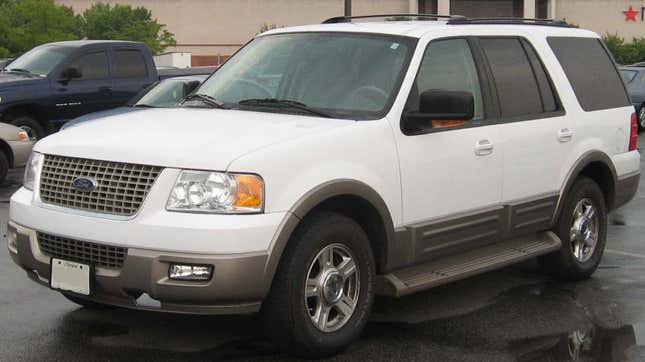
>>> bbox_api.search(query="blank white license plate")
[50,258,91,296]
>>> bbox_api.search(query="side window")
[521,39,559,113]
[68,51,109,80]
[480,38,545,118]
[411,38,484,121]
[114,49,148,78]
[548,37,631,111]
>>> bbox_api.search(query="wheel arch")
[554,151,617,224]
[263,179,399,293]
[2,103,46,125]
[0,139,13,168]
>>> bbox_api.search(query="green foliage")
[81,3,176,54]
[0,0,176,57]
[603,33,645,65]
[0,0,81,57]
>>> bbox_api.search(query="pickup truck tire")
[9,116,45,141]
[541,177,607,281]
[262,211,375,358]
[0,151,8,185]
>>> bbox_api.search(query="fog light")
[168,264,213,281]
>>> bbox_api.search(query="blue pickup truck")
[0,40,214,139]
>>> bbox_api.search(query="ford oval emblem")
[72,177,96,193]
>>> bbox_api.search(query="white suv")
[8,15,641,357]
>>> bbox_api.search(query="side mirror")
[403,90,474,134]
[59,67,82,82]
[183,81,201,97]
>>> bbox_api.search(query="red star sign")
[624,6,639,22]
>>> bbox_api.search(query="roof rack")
[322,13,466,24]
[321,14,574,28]
[446,17,574,27]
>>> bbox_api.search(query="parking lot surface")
[2,152,645,361]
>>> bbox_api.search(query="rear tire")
[541,177,607,281]
[8,115,45,140]
[261,211,375,358]
[0,151,9,185]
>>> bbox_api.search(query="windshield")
[135,79,199,108]
[195,32,416,119]
[620,69,638,84]
[6,45,74,76]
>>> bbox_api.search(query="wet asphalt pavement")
[2,153,645,362]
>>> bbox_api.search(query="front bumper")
[8,177,290,314]
[8,221,269,314]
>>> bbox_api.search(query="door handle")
[98,86,112,93]
[474,139,494,156]
[558,128,573,143]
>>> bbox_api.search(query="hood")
[36,108,353,170]
[0,71,44,89]
[60,107,141,130]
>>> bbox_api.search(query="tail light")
[629,112,638,151]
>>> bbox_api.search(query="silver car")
[0,122,33,182]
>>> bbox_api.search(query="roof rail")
[322,13,466,24]
[446,17,574,27]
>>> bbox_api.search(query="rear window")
[480,38,559,118]
[114,49,148,78]
[548,37,630,111]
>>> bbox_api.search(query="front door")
[50,50,113,123]
[394,38,504,262]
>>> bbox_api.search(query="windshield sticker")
[390,43,400,50]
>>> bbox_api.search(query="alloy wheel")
[570,198,599,263]
[305,243,360,333]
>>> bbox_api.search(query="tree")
[81,3,176,54]
[603,33,645,65]
[0,0,81,57]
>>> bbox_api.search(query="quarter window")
[68,51,109,80]
[548,37,631,111]
[410,38,484,121]
[114,49,148,78]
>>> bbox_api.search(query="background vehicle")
[0,41,214,140]
[60,74,208,130]
[0,122,33,183]
[620,66,645,131]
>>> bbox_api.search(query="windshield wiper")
[182,93,228,109]
[238,98,332,118]
[5,68,38,77]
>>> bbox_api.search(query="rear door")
[109,47,155,107]
[480,37,569,237]
[50,48,113,122]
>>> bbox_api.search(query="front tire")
[261,211,375,358]
[541,177,607,281]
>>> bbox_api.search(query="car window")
[620,69,638,83]
[521,39,559,113]
[195,32,416,120]
[135,79,197,107]
[480,38,544,118]
[7,45,74,76]
[68,51,109,80]
[114,49,148,78]
[548,37,631,112]
[410,38,484,120]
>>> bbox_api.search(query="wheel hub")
[322,272,344,304]
[570,198,599,263]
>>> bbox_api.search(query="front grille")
[38,232,127,269]
[39,155,163,216]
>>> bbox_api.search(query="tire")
[541,177,607,281]
[8,115,45,140]
[0,151,9,185]
[261,211,375,358]
[62,293,109,309]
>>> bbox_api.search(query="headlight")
[167,170,264,214]
[23,151,43,191]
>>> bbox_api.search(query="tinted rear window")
[114,49,148,78]
[548,37,630,111]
